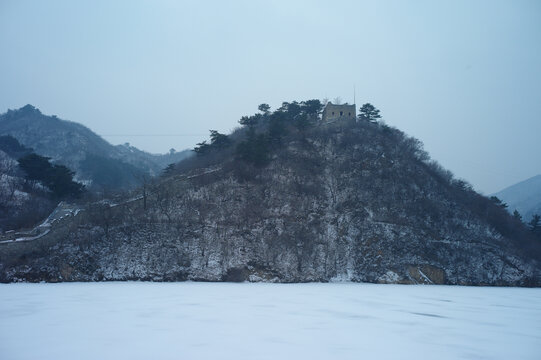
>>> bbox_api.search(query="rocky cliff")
[1,110,540,285]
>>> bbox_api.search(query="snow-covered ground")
[0,283,540,360]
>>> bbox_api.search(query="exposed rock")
[407,265,446,284]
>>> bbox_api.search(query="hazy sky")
[1,0,540,194]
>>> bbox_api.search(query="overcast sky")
[0,0,540,194]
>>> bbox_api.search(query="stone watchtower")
[321,102,356,122]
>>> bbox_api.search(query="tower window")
[340,111,343,116]
[332,112,334,115]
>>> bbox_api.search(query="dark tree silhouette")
[236,127,270,167]
[258,103,271,115]
[209,130,231,149]
[193,141,211,156]
[239,114,262,127]
[18,153,84,199]
[162,163,176,177]
[301,99,323,118]
[358,103,382,123]
[529,214,540,233]
[194,130,231,156]
[17,153,51,181]
[490,196,508,209]
[0,135,33,158]
[267,112,287,143]
[513,209,522,222]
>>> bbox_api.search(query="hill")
[0,105,192,190]
[1,101,539,285]
[494,175,541,222]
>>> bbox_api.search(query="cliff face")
[1,118,540,285]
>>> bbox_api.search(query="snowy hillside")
[1,104,539,285]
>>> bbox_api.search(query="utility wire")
[100,134,207,137]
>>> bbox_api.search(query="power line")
[100,134,207,137]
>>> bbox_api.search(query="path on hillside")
[0,166,222,244]
[0,202,82,244]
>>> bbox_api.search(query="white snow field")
[0,283,540,360]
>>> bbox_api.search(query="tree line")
[17,153,85,199]
[188,99,541,246]
[193,100,384,167]
[490,196,541,240]
[0,135,85,199]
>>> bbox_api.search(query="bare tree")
[150,180,178,223]
[133,172,153,211]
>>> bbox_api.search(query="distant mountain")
[494,175,541,222]
[0,105,192,190]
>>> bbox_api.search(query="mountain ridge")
[494,174,541,222]
[0,105,192,190]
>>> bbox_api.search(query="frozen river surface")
[1,282,540,360]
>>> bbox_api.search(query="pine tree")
[236,127,270,167]
[258,103,271,115]
[18,153,84,198]
[209,130,231,149]
[490,196,508,209]
[162,163,176,177]
[358,103,382,123]
[193,141,211,156]
[513,209,522,222]
[529,214,540,233]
